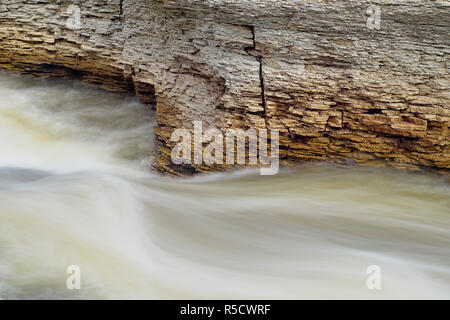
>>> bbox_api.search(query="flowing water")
[0,73,449,299]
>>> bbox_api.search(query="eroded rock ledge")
[1,0,449,175]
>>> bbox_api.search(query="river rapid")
[0,73,449,299]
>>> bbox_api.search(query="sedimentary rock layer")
[0,0,449,174]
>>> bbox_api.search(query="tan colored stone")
[0,0,448,175]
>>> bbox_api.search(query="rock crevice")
[245,25,268,127]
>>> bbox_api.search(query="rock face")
[0,0,449,175]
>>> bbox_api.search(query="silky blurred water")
[0,73,449,299]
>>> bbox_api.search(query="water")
[0,73,449,300]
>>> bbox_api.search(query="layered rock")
[0,0,449,175]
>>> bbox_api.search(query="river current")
[0,73,448,299]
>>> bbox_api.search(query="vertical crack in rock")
[257,55,268,128]
[119,0,123,18]
[246,26,269,128]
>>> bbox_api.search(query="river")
[0,73,449,299]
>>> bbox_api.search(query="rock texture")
[0,0,449,175]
